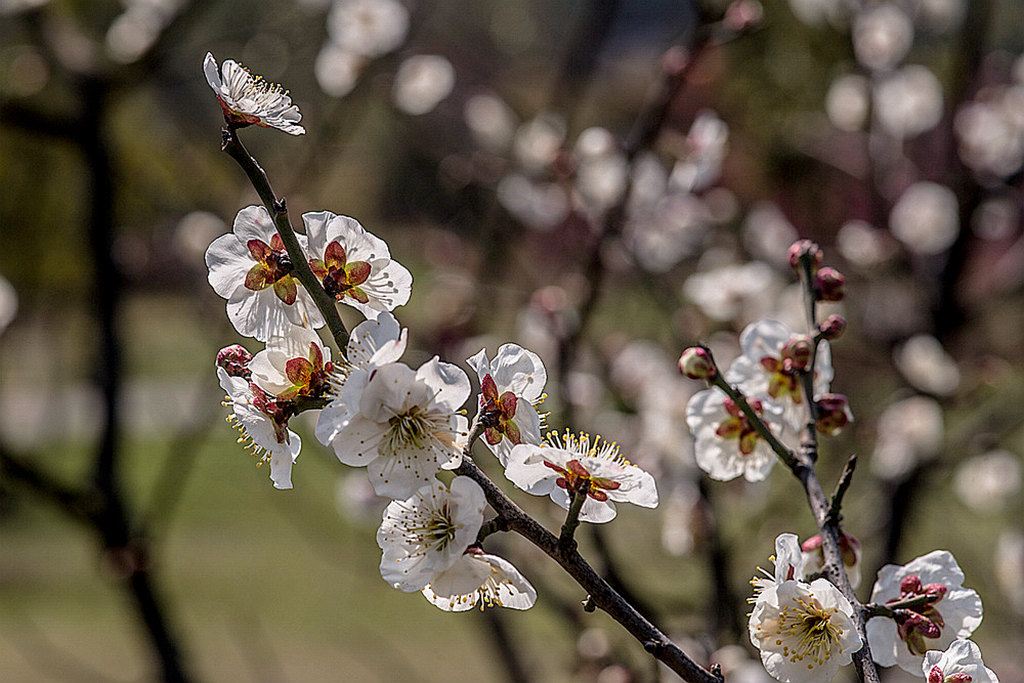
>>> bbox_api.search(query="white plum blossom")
[303,211,413,321]
[205,205,325,342]
[218,367,301,490]
[867,550,984,673]
[315,43,362,97]
[923,639,1000,683]
[953,450,1022,514]
[874,65,944,140]
[725,319,834,433]
[686,387,785,482]
[422,548,537,612]
[377,476,486,592]
[315,311,408,448]
[203,52,304,134]
[327,358,469,499]
[249,324,333,400]
[504,431,658,523]
[748,534,861,683]
[466,344,547,466]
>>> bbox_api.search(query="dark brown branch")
[454,456,720,683]
[221,127,350,350]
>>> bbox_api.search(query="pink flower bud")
[816,394,852,435]
[814,267,845,302]
[800,535,822,552]
[678,346,716,380]
[819,314,847,341]
[782,335,813,370]
[923,583,948,600]
[901,574,923,596]
[788,239,823,273]
[929,666,945,683]
[217,344,252,378]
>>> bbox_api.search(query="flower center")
[929,666,973,683]
[244,234,298,304]
[309,241,372,304]
[776,596,843,667]
[403,501,458,553]
[715,397,765,455]
[479,374,521,446]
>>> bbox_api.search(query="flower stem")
[220,126,350,350]
[708,373,802,472]
[559,488,587,550]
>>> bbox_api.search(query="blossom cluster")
[203,54,660,615]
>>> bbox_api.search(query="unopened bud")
[819,314,847,341]
[901,574,923,596]
[723,0,763,31]
[678,346,716,381]
[947,675,974,683]
[923,583,948,600]
[788,239,823,273]
[928,666,945,683]
[814,267,845,302]
[816,394,852,435]
[216,344,252,378]
[782,335,813,370]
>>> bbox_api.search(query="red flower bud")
[788,239,823,273]
[819,314,847,341]
[678,346,716,381]
[782,335,813,370]
[929,666,945,683]
[814,267,846,302]
[217,344,253,378]
[923,583,948,600]
[901,574,923,596]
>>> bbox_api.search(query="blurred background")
[2,0,1024,681]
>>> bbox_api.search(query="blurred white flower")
[670,110,728,193]
[994,529,1024,613]
[106,5,169,63]
[786,0,841,26]
[956,93,1024,178]
[660,485,699,556]
[574,128,628,212]
[315,43,363,97]
[853,5,914,72]
[627,193,710,272]
[972,197,1018,241]
[826,73,870,132]
[174,211,226,262]
[0,275,18,336]
[327,0,408,58]
[743,202,798,267]
[837,219,895,268]
[683,261,783,324]
[512,112,565,173]
[894,334,960,396]
[392,55,455,116]
[917,0,966,34]
[953,450,1022,513]
[464,93,518,153]
[890,182,960,255]
[496,174,569,231]
[874,65,944,139]
[871,395,944,480]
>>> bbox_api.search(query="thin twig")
[827,453,858,525]
[220,127,350,349]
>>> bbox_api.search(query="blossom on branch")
[205,205,324,342]
[725,319,835,433]
[422,548,537,612]
[315,312,408,448]
[327,358,469,499]
[867,550,984,673]
[249,324,333,400]
[203,52,304,134]
[504,431,658,523]
[377,477,486,592]
[467,344,547,466]
[303,211,413,320]
[748,534,861,683]
[685,387,785,482]
[218,367,301,490]
[923,639,1000,683]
